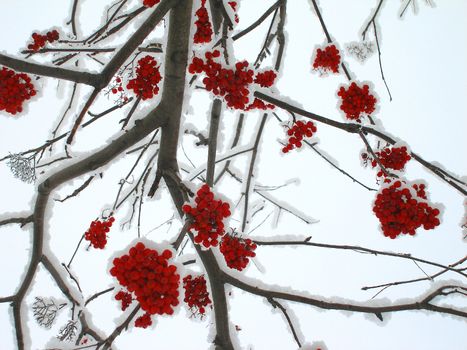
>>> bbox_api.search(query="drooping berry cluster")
[188,50,276,110]
[373,180,440,239]
[183,274,211,315]
[228,2,239,23]
[313,44,341,74]
[0,67,36,115]
[362,146,411,179]
[219,235,257,271]
[127,55,162,100]
[183,184,231,248]
[84,217,115,249]
[193,0,213,44]
[110,242,180,315]
[135,312,153,328]
[27,30,59,52]
[143,0,160,7]
[337,82,377,121]
[282,120,317,153]
[115,290,133,311]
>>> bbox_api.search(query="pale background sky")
[0,0,466,349]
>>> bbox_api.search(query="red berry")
[143,0,160,7]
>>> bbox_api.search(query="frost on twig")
[346,41,375,63]
[32,297,66,328]
[57,320,78,342]
[7,153,36,183]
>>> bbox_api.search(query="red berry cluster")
[0,67,36,115]
[282,120,317,153]
[337,82,377,121]
[135,312,153,328]
[373,180,440,239]
[219,235,257,271]
[127,55,162,100]
[228,2,240,23]
[111,76,124,95]
[362,146,411,178]
[313,44,341,74]
[188,51,276,110]
[254,70,277,88]
[183,184,231,248]
[244,98,275,111]
[115,290,133,311]
[27,30,59,51]
[84,217,115,249]
[193,0,213,44]
[183,274,211,315]
[110,242,180,315]
[143,0,160,7]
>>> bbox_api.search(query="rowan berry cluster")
[110,242,180,316]
[143,0,160,7]
[313,44,341,74]
[84,217,115,249]
[219,235,257,271]
[362,146,411,178]
[127,55,162,100]
[188,50,276,110]
[193,0,213,44]
[282,120,317,153]
[27,30,59,51]
[254,70,277,88]
[115,290,133,311]
[373,180,440,239]
[183,274,211,316]
[244,98,275,111]
[183,184,231,248]
[0,67,36,115]
[228,2,239,23]
[135,312,152,328]
[337,82,376,121]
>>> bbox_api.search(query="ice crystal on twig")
[346,41,375,63]
[32,297,66,328]
[57,320,78,342]
[7,153,36,183]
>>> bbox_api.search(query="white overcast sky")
[0,0,466,349]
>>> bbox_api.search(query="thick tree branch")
[0,54,99,86]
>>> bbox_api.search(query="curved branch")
[224,273,467,319]
[254,91,467,196]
